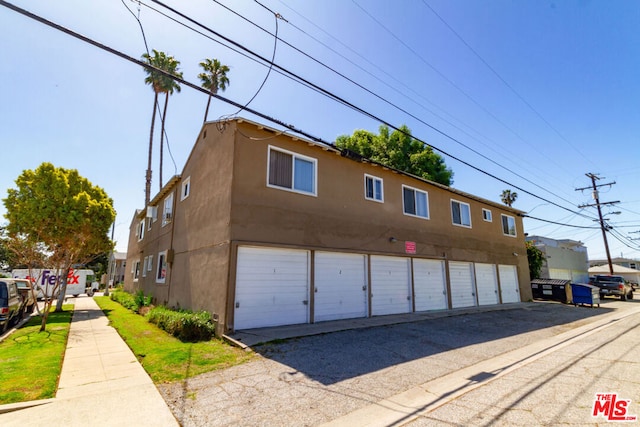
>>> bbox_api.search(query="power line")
[1,0,598,224]
[211,0,583,210]
[420,0,594,168]
[144,0,598,219]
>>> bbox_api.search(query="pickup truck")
[589,275,634,301]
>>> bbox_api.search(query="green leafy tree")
[3,163,115,330]
[198,58,230,123]
[500,189,518,207]
[336,125,453,186]
[526,240,544,280]
[142,49,183,202]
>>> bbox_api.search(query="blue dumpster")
[571,283,600,308]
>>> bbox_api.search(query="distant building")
[526,236,589,283]
[108,251,127,285]
[589,257,639,270]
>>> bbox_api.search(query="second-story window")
[403,185,429,219]
[267,146,317,196]
[451,200,471,227]
[501,214,517,237]
[364,174,384,202]
[163,193,174,226]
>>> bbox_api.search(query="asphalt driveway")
[158,300,620,426]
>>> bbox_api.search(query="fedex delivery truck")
[11,268,99,298]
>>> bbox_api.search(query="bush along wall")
[146,306,216,342]
[108,290,216,342]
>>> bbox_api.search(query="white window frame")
[147,255,153,272]
[402,185,430,219]
[501,214,517,237]
[156,251,167,284]
[162,193,174,227]
[482,208,492,222]
[137,219,145,241]
[364,174,384,203]
[142,256,148,277]
[451,199,472,228]
[267,145,317,196]
[181,176,191,201]
[133,260,140,282]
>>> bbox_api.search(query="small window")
[162,193,174,226]
[133,260,140,281]
[267,146,317,196]
[402,186,429,219]
[451,200,471,227]
[501,214,517,237]
[156,251,167,283]
[181,176,191,201]
[482,209,492,222]
[147,255,153,272]
[364,174,384,202]
[137,220,145,241]
[142,256,148,277]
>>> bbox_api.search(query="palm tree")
[198,58,230,123]
[500,189,518,207]
[142,50,182,203]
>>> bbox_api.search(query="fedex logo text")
[40,270,80,286]
[592,393,637,422]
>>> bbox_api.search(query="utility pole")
[576,173,619,275]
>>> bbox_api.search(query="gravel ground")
[157,302,613,426]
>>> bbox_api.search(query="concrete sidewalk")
[0,295,178,427]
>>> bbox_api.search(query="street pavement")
[159,299,640,426]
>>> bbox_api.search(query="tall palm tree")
[500,189,518,207]
[142,50,182,204]
[198,58,230,123]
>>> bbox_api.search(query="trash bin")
[530,279,572,304]
[570,283,600,308]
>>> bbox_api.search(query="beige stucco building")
[125,118,531,334]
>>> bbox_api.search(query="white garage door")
[449,261,477,308]
[413,259,448,311]
[234,246,309,330]
[314,252,368,322]
[499,264,520,303]
[474,263,499,306]
[370,256,412,316]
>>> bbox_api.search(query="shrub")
[109,289,152,313]
[110,290,138,311]
[146,306,216,342]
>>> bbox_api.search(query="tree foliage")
[198,58,230,123]
[142,49,183,203]
[335,125,454,186]
[500,189,518,207]
[526,240,544,280]
[3,163,115,329]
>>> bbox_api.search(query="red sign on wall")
[405,241,416,254]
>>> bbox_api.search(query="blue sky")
[1,0,639,259]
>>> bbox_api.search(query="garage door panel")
[475,263,499,306]
[414,259,448,311]
[315,252,368,322]
[499,264,520,304]
[235,247,309,330]
[371,256,411,316]
[449,261,476,308]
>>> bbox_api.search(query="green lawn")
[94,296,254,383]
[0,306,73,404]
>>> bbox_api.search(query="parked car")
[589,275,634,301]
[14,278,36,317]
[0,279,23,333]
